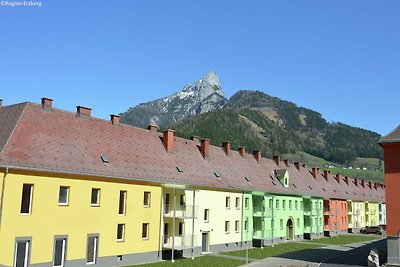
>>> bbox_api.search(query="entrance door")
[201,232,209,252]
[164,223,169,244]
[165,193,170,214]
[14,240,30,267]
[53,238,66,267]
[286,219,294,240]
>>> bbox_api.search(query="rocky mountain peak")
[119,72,228,129]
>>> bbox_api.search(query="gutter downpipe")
[191,190,195,259]
[172,189,176,262]
[261,196,264,249]
[0,167,8,230]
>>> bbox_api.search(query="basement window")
[100,155,109,165]
[176,166,184,173]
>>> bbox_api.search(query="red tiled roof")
[0,101,385,203]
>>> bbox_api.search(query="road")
[242,238,386,267]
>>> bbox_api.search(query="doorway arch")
[286,218,294,240]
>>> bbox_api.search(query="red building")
[379,126,400,266]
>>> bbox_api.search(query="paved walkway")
[210,237,386,267]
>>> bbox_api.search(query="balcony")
[164,205,198,219]
[163,235,198,249]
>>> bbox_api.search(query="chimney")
[381,184,384,189]
[77,106,91,117]
[345,176,350,185]
[335,174,341,184]
[163,129,174,152]
[368,181,372,189]
[0,99,2,108]
[110,114,120,125]
[354,178,358,187]
[273,155,280,166]
[41,97,53,109]
[222,141,230,156]
[323,170,329,181]
[311,167,318,179]
[239,147,245,157]
[284,159,290,167]
[201,139,210,159]
[147,124,159,132]
[374,183,378,189]
[361,179,365,188]
[253,149,261,163]
[190,136,200,142]
[302,163,306,168]
[294,161,301,171]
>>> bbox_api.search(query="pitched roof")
[0,101,385,203]
[379,125,400,144]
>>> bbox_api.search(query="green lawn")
[222,242,323,260]
[307,235,379,245]
[127,256,244,267]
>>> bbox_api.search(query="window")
[58,186,69,205]
[276,200,279,209]
[142,223,149,239]
[271,219,274,228]
[91,188,100,206]
[300,201,303,210]
[245,198,249,209]
[244,220,248,231]
[204,209,210,222]
[283,200,286,210]
[53,237,67,267]
[178,222,184,236]
[179,194,185,208]
[235,221,239,232]
[14,240,30,267]
[117,224,125,241]
[143,192,151,207]
[297,218,300,228]
[86,236,98,264]
[289,200,292,210]
[315,218,318,226]
[280,219,283,229]
[269,199,273,208]
[20,184,33,215]
[226,197,230,209]
[118,191,127,215]
[320,218,322,225]
[235,197,240,209]
[295,200,298,210]
[225,221,230,233]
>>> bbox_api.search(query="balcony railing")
[163,235,198,249]
[164,205,198,218]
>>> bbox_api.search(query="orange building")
[380,126,400,266]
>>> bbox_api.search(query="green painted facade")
[303,197,324,239]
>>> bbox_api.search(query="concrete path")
[236,238,386,267]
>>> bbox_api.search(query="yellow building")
[0,170,162,267]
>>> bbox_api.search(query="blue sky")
[0,0,399,135]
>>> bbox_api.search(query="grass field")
[129,256,244,267]
[306,235,379,245]
[222,242,323,259]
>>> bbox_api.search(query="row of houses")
[0,98,385,267]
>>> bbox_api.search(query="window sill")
[144,205,150,208]
[58,203,69,206]
[118,214,126,216]
[142,237,149,240]
[91,204,100,207]
[20,213,31,216]
[117,239,124,242]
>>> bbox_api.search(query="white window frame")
[118,191,127,216]
[91,188,100,207]
[58,186,69,206]
[142,223,149,240]
[14,240,30,267]
[53,238,67,267]
[235,220,240,233]
[226,197,230,209]
[86,236,98,265]
[20,184,33,215]
[225,221,230,234]
[143,191,151,208]
[117,224,125,242]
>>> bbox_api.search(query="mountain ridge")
[119,72,383,166]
